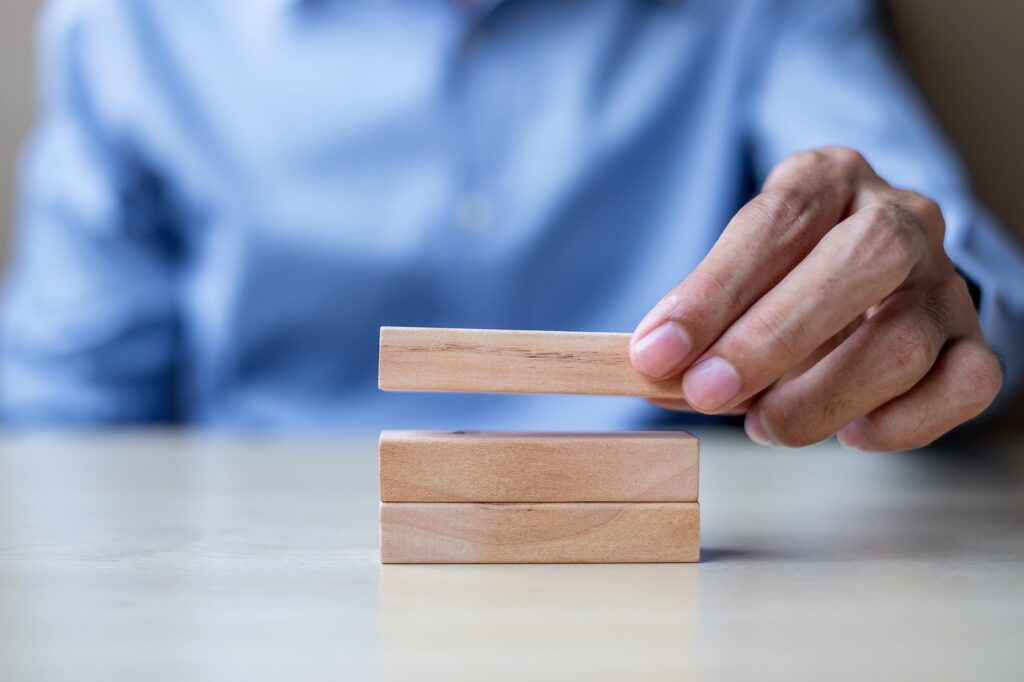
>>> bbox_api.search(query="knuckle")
[822,146,867,170]
[683,269,741,319]
[771,147,865,192]
[765,154,808,186]
[751,186,827,246]
[883,322,934,374]
[757,186,813,224]
[917,197,944,233]
[740,308,802,368]
[859,202,924,268]
[893,189,946,238]
[964,348,1003,411]
[949,274,978,311]
[920,292,956,336]
[782,149,831,173]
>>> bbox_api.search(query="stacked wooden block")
[378,327,701,564]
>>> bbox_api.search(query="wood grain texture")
[380,431,699,502]
[378,326,687,400]
[380,502,700,563]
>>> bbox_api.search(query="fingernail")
[745,411,773,446]
[631,322,692,378]
[683,357,741,411]
[837,420,866,451]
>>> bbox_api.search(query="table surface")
[0,428,1022,681]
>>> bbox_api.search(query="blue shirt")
[4,0,1023,431]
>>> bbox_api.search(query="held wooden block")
[380,502,700,564]
[378,326,688,400]
[379,431,699,502]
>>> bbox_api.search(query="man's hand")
[630,147,1002,451]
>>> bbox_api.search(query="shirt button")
[455,192,494,234]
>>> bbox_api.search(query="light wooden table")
[0,428,1022,681]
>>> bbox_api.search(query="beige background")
[0,1,1021,420]
[0,0,37,266]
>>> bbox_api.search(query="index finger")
[630,148,877,380]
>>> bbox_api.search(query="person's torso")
[90,0,770,429]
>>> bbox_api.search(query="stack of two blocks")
[378,327,701,564]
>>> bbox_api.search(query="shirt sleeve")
[747,0,1024,410]
[1,2,182,425]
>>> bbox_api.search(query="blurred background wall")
[0,0,37,272]
[0,0,1021,419]
[885,1,1024,251]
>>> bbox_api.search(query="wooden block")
[380,502,700,563]
[380,431,699,502]
[378,326,687,400]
